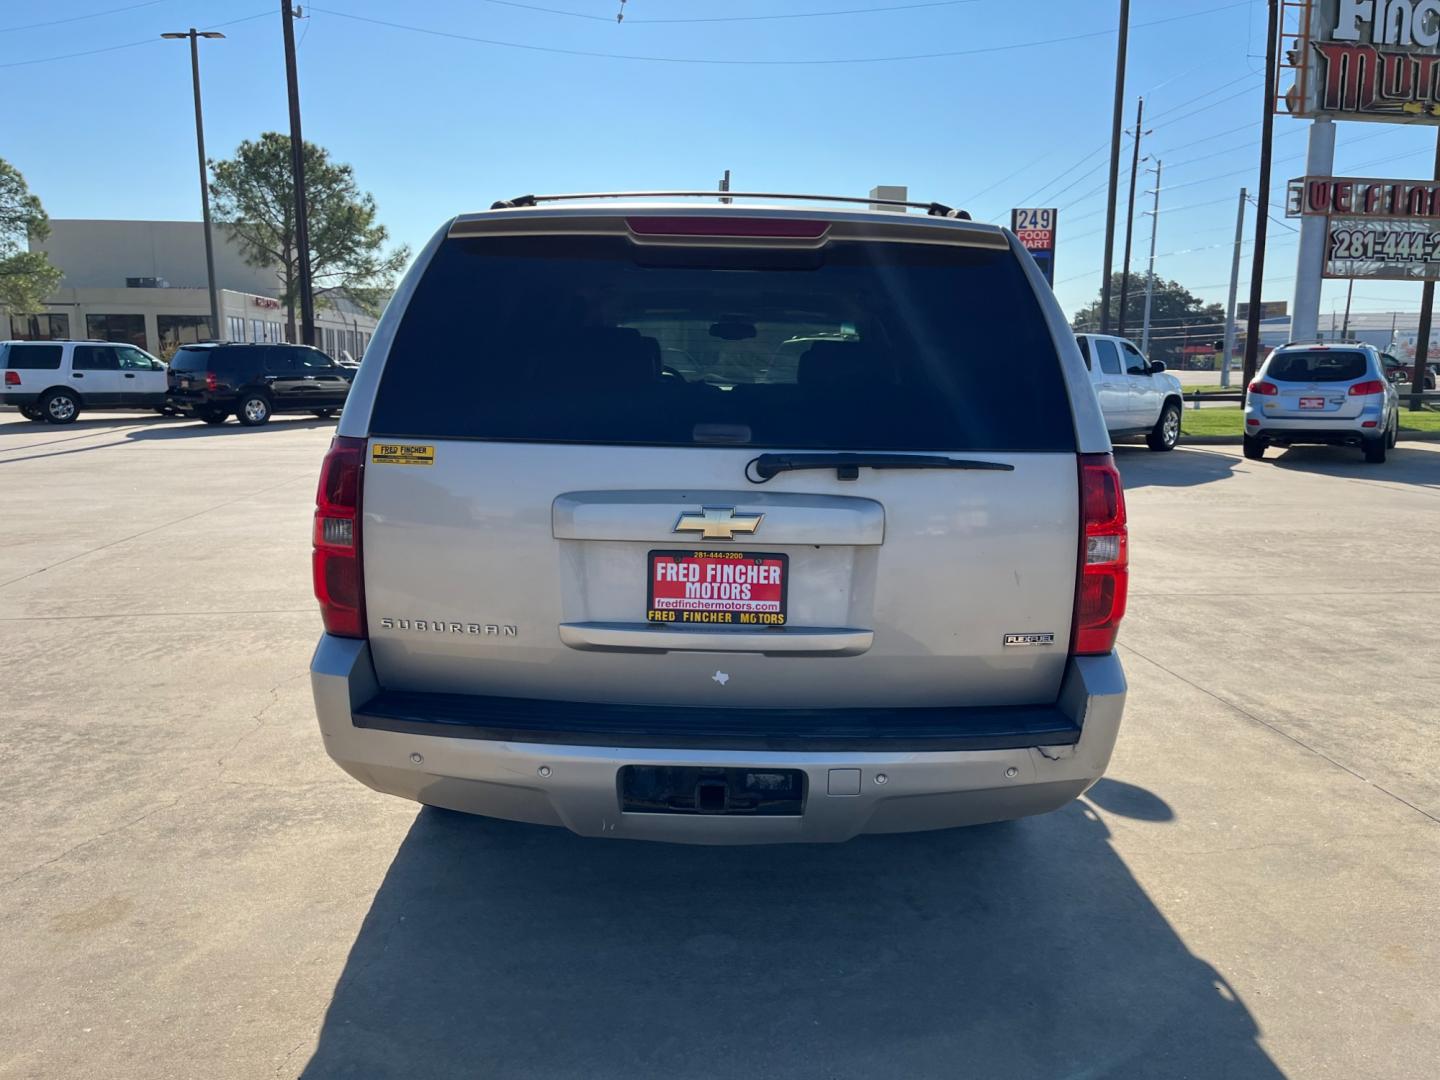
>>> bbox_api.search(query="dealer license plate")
[1299,396,1325,409]
[647,550,788,626]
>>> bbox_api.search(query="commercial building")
[11,220,380,360]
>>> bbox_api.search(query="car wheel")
[311,408,335,418]
[19,404,45,422]
[41,389,80,425]
[1363,436,1387,464]
[199,409,229,426]
[1146,401,1181,451]
[154,405,177,416]
[237,393,272,427]
[1242,433,1266,460]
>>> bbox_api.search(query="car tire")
[1387,419,1398,449]
[1146,401,1181,451]
[236,393,272,427]
[41,389,80,425]
[19,404,45,422]
[1363,436,1387,464]
[1242,433,1266,460]
[199,409,229,426]
[311,408,335,418]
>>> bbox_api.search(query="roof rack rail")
[1279,338,1368,347]
[488,190,972,220]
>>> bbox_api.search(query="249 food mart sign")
[1286,1,1440,121]
[1010,208,1056,285]
[1287,174,1440,277]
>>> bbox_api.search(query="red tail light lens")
[4,371,19,386]
[205,371,219,392]
[313,436,367,638]
[1348,379,1385,396]
[1074,454,1129,656]
[1248,381,1277,396]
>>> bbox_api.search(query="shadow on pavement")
[300,801,1281,1080]
[126,416,335,441]
[1114,446,1239,490]
[1267,445,1440,487]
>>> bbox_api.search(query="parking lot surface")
[1,412,1437,1079]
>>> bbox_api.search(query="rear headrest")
[798,340,885,388]
[543,327,661,387]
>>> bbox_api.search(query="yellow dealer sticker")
[371,443,435,466]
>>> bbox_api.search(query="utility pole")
[1412,128,1440,410]
[719,169,732,205]
[1098,0,1131,334]
[1117,96,1147,337]
[281,2,316,346]
[161,28,224,343]
[1242,0,1280,403]
[1140,159,1163,355]
[1341,278,1354,338]
[1221,187,1247,388]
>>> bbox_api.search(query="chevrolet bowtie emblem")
[673,506,764,540]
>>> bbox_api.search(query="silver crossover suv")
[309,192,1128,843]
[1244,341,1400,463]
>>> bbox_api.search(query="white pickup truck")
[1075,333,1185,451]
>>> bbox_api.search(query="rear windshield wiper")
[747,452,1015,483]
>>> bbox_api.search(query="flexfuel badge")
[371,443,435,466]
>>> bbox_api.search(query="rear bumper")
[310,635,1126,844]
[0,391,42,407]
[1246,423,1380,446]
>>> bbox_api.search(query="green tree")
[0,158,63,316]
[1071,273,1225,369]
[210,133,409,340]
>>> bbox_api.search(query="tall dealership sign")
[1011,208,1057,286]
[1284,0,1440,122]
[1279,2,1440,344]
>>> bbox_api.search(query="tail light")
[1073,454,1129,656]
[313,436,367,637]
[205,371,219,392]
[1248,381,1277,396]
[1348,379,1385,396]
[4,371,19,386]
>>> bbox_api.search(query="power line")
[0,10,269,68]
[306,0,1253,67]
[471,0,985,22]
[0,0,165,34]
[1146,71,1262,123]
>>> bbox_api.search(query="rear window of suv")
[3,343,63,370]
[1267,350,1368,382]
[369,234,1076,452]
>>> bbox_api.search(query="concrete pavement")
[0,412,1436,1079]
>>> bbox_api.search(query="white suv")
[1075,334,1185,451]
[0,340,168,424]
[1243,341,1399,464]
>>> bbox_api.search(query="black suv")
[167,343,354,426]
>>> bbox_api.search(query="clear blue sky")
[3,0,1437,322]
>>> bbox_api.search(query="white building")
[12,220,380,360]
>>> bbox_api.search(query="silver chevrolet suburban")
[309,192,1128,844]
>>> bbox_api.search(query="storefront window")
[157,315,212,350]
[85,313,147,349]
[227,316,245,342]
[9,313,71,340]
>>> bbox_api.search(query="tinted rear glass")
[3,343,63,370]
[171,346,246,374]
[370,235,1076,452]
[1268,350,1367,382]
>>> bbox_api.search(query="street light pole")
[162,29,224,344]
[281,2,316,347]
[1140,160,1163,356]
